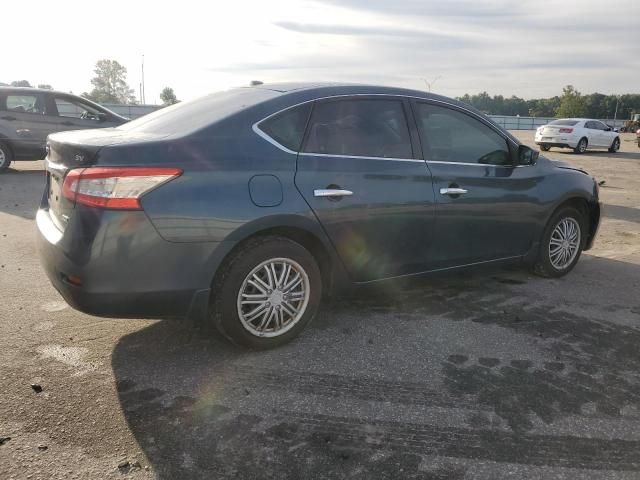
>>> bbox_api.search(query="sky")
[3,0,639,104]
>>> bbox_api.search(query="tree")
[555,85,587,118]
[160,87,179,105]
[82,59,136,104]
[10,80,32,87]
[37,84,53,90]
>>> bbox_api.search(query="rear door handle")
[314,189,353,198]
[440,187,468,195]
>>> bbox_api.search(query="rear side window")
[414,103,510,166]
[5,94,45,114]
[259,103,311,151]
[303,99,412,158]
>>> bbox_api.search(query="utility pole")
[141,54,146,104]
[614,95,620,122]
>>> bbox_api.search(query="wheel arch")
[547,196,599,251]
[211,215,347,301]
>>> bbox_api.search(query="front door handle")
[1,115,16,121]
[314,188,353,198]
[61,121,75,126]
[440,187,468,196]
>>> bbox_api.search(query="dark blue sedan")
[37,83,601,348]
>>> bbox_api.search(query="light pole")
[141,54,146,105]
[614,95,620,122]
[423,76,442,93]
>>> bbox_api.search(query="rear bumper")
[36,207,225,323]
[535,134,578,149]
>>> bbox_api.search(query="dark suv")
[0,87,127,171]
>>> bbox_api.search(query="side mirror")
[518,145,539,165]
[614,128,619,133]
[604,126,612,132]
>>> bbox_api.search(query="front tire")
[608,137,620,153]
[574,137,588,154]
[211,236,322,349]
[540,145,551,152]
[533,206,585,278]
[0,142,12,172]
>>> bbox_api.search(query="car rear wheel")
[573,138,588,154]
[608,137,620,153]
[533,206,585,278]
[540,145,550,151]
[211,236,322,349]
[0,142,12,172]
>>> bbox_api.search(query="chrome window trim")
[251,93,522,162]
[300,152,425,164]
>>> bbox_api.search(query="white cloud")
[3,0,638,102]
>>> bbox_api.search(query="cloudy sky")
[4,0,638,104]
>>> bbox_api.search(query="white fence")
[102,104,162,119]
[489,115,627,131]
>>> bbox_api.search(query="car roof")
[248,81,470,109]
[0,86,84,97]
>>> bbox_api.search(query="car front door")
[411,100,540,267]
[584,121,604,147]
[294,96,436,282]
[51,95,120,131]
[1,92,58,158]
[593,120,614,147]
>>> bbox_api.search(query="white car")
[535,118,620,154]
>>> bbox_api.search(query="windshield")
[548,119,579,126]
[117,87,278,135]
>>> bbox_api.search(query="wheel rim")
[613,139,620,151]
[0,147,5,167]
[579,140,587,152]
[237,257,310,338]
[549,217,581,270]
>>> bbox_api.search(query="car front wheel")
[211,236,322,349]
[540,145,550,151]
[0,142,12,172]
[533,206,585,278]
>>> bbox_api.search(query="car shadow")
[112,256,640,478]
[603,204,640,224]
[0,166,45,220]
[554,150,640,161]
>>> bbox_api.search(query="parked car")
[0,87,127,171]
[37,83,601,348]
[535,118,620,154]
[637,128,640,148]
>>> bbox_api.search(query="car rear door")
[294,96,436,282]
[410,100,539,267]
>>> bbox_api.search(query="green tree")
[83,59,136,104]
[10,80,32,87]
[160,87,179,105]
[555,85,587,118]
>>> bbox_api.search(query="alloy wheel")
[0,147,6,168]
[237,257,310,337]
[548,217,581,270]
[578,140,587,153]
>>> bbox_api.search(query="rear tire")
[532,206,585,278]
[573,137,588,154]
[540,145,551,152]
[0,142,12,172]
[211,236,322,349]
[608,137,620,153]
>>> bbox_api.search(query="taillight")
[559,128,573,133]
[62,167,182,210]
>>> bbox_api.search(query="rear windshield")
[117,88,278,135]
[548,119,579,126]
